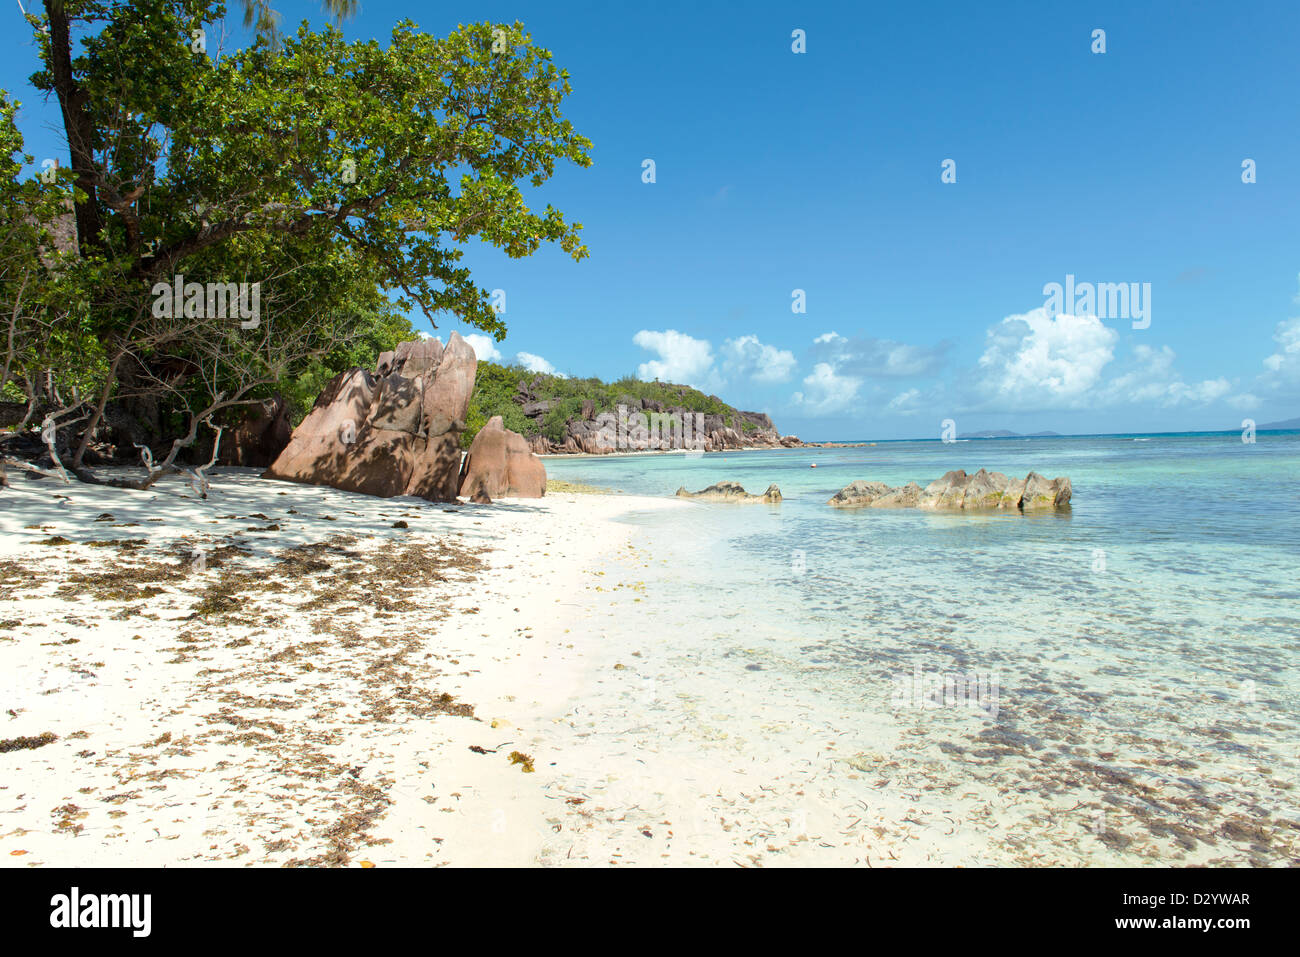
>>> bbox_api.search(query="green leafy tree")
[278,297,415,423]
[22,0,591,473]
[0,90,103,482]
[238,0,358,39]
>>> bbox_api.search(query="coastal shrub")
[540,397,586,443]
[462,361,535,447]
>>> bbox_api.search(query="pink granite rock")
[457,415,547,499]
[264,333,478,502]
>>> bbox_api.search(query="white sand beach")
[0,467,647,866]
[4,451,1079,869]
[8,461,1283,869]
[1,466,968,868]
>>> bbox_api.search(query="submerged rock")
[675,481,782,503]
[870,481,924,508]
[829,469,1071,510]
[826,480,891,507]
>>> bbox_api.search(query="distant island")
[957,429,1063,439]
[1257,416,1300,430]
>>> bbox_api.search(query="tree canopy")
[2,0,592,483]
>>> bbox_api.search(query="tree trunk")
[44,0,103,255]
[70,350,123,469]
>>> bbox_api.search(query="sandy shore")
[1,465,1001,868]
[0,467,683,866]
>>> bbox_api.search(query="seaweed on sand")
[508,751,536,773]
[0,732,58,753]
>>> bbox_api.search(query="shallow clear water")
[546,432,1300,864]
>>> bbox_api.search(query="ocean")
[543,431,1300,864]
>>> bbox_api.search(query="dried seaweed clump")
[508,751,535,773]
[0,732,58,753]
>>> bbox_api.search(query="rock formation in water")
[675,481,783,503]
[828,469,1071,510]
[457,415,546,499]
[264,334,476,501]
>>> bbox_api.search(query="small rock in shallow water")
[675,481,782,503]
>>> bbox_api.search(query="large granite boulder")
[457,415,547,499]
[829,469,1070,511]
[264,334,476,501]
[217,396,292,468]
[675,481,782,503]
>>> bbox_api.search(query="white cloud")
[630,329,800,391]
[1099,345,1231,407]
[462,333,502,362]
[791,362,862,415]
[1170,379,1232,404]
[516,351,564,377]
[975,312,1233,410]
[977,308,1118,408]
[787,331,946,419]
[632,329,718,389]
[786,308,1239,420]
[1239,276,1300,403]
[887,388,924,414]
[1263,316,1300,376]
[811,332,948,378]
[720,335,797,383]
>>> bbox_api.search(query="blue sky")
[5,0,1300,439]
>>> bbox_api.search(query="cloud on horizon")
[810,331,949,379]
[516,351,564,376]
[632,329,718,389]
[462,333,502,362]
[791,362,863,415]
[632,329,794,392]
[719,335,797,384]
[457,281,1300,429]
[974,309,1118,408]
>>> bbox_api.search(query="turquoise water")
[546,432,1300,864]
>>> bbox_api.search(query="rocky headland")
[523,400,801,455]
[469,362,805,455]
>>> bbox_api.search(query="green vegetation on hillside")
[463,360,743,447]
